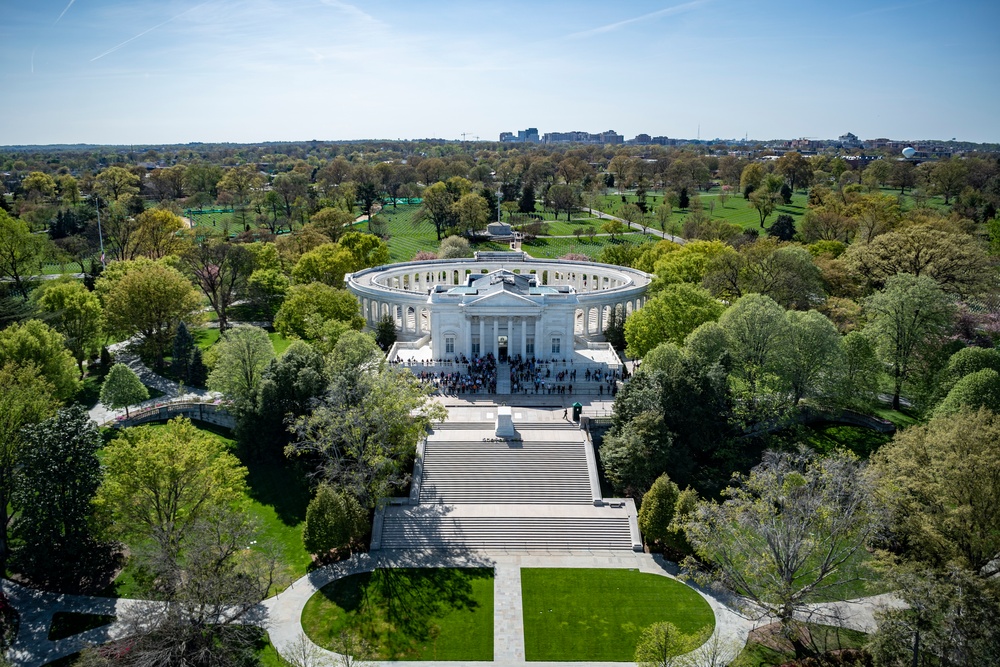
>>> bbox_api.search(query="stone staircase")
[375,420,641,552]
[418,438,592,504]
[495,361,511,394]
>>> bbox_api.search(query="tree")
[0,363,58,573]
[847,193,901,243]
[99,363,149,419]
[135,208,186,259]
[889,160,916,194]
[21,171,57,202]
[309,207,355,242]
[419,181,457,240]
[96,417,249,564]
[34,280,104,373]
[218,165,264,227]
[273,282,365,339]
[767,214,796,241]
[624,284,724,358]
[291,333,446,506]
[934,368,1000,416]
[601,218,626,240]
[374,313,397,352]
[703,240,824,310]
[97,258,201,368]
[868,567,1000,667]
[740,163,765,197]
[931,158,968,204]
[518,183,536,214]
[273,171,310,223]
[207,326,275,412]
[338,231,390,271]
[749,187,778,227]
[716,293,790,415]
[781,309,843,405]
[0,319,81,401]
[454,192,489,235]
[843,226,991,298]
[652,240,735,289]
[291,242,354,287]
[172,321,195,383]
[863,273,955,410]
[776,151,813,192]
[835,331,881,411]
[873,408,1000,577]
[638,474,680,547]
[185,240,253,333]
[683,448,880,655]
[302,484,368,557]
[548,183,576,220]
[603,304,626,351]
[438,235,472,259]
[634,622,705,667]
[0,210,49,297]
[147,165,187,201]
[93,166,140,202]
[11,405,107,588]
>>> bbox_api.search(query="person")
[562,408,568,420]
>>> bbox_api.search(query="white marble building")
[345,251,652,362]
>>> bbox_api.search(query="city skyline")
[2,0,998,146]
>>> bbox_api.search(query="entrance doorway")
[498,335,508,362]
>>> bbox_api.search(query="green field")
[302,568,494,661]
[361,205,439,262]
[520,568,714,661]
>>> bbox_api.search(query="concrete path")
[3,549,901,667]
[580,207,687,245]
[87,339,220,427]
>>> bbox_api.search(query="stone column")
[467,318,473,358]
[478,317,485,358]
[493,318,499,358]
[534,318,542,358]
[524,317,530,353]
[507,317,513,356]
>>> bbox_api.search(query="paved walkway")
[580,207,687,245]
[9,547,901,667]
[87,339,220,427]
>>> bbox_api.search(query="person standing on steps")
[562,408,568,420]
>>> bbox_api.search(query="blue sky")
[1,0,998,145]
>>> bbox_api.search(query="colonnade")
[361,298,430,335]
[575,296,648,336]
[461,315,543,360]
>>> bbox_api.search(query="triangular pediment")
[466,290,538,308]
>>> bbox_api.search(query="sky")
[1,0,998,146]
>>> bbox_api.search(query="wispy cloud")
[55,0,76,24]
[91,2,211,62]
[567,0,710,39]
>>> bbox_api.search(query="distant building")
[542,130,623,145]
[838,132,863,149]
[499,128,540,143]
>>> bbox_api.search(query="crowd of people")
[410,354,499,394]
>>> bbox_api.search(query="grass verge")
[520,568,714,661]
[302,568,494,661]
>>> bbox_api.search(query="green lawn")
[302,568,494,661]
[361,204,440,262]
[192,326,291,356]
[872,406,920,428]
[520,568,714,661]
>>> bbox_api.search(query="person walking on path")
[562,408,568,420]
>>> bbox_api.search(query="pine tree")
[172,322,194,382]
[188,347,208,387]
[518,184,536,215]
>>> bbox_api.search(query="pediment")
[466,290,538,308]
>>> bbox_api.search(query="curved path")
[4,547,900,667]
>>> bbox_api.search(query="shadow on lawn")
[318,566,492,654]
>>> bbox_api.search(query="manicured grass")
[268,331,293,355]
[302,568,494,661]
[48,612,116,640]
[192,326,291,356]
[362,204,440,262]
[520,568,714,661]
[802,423,891,459]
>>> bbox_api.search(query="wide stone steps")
[379,515,634,551]
[419,437,592,504]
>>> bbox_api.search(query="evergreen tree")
[518,184,536,215]
[188,347,208,387]
[678,187,690,209]
[767,214,797,241]
[12,405,108,589]
[172,321,194,382]
[375,314,397,352]
[302,484,367,557]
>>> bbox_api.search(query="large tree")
[0,363,58,573]
[873,408,1000,577]
[218,165,264,228]
[0,318,81,401]
[93,166,140,202]
[291,242,355,287]
[34,280,104,373]
[207,326,275,412]
[11,405,107,588]
[290,332,446,507]
[0,210,49,297]
[183,240,254,332]
[273,282,365,340]
[863,273,955,410]
[624,283,724,359]
[683,448,881,655]
[97,258,201,368]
